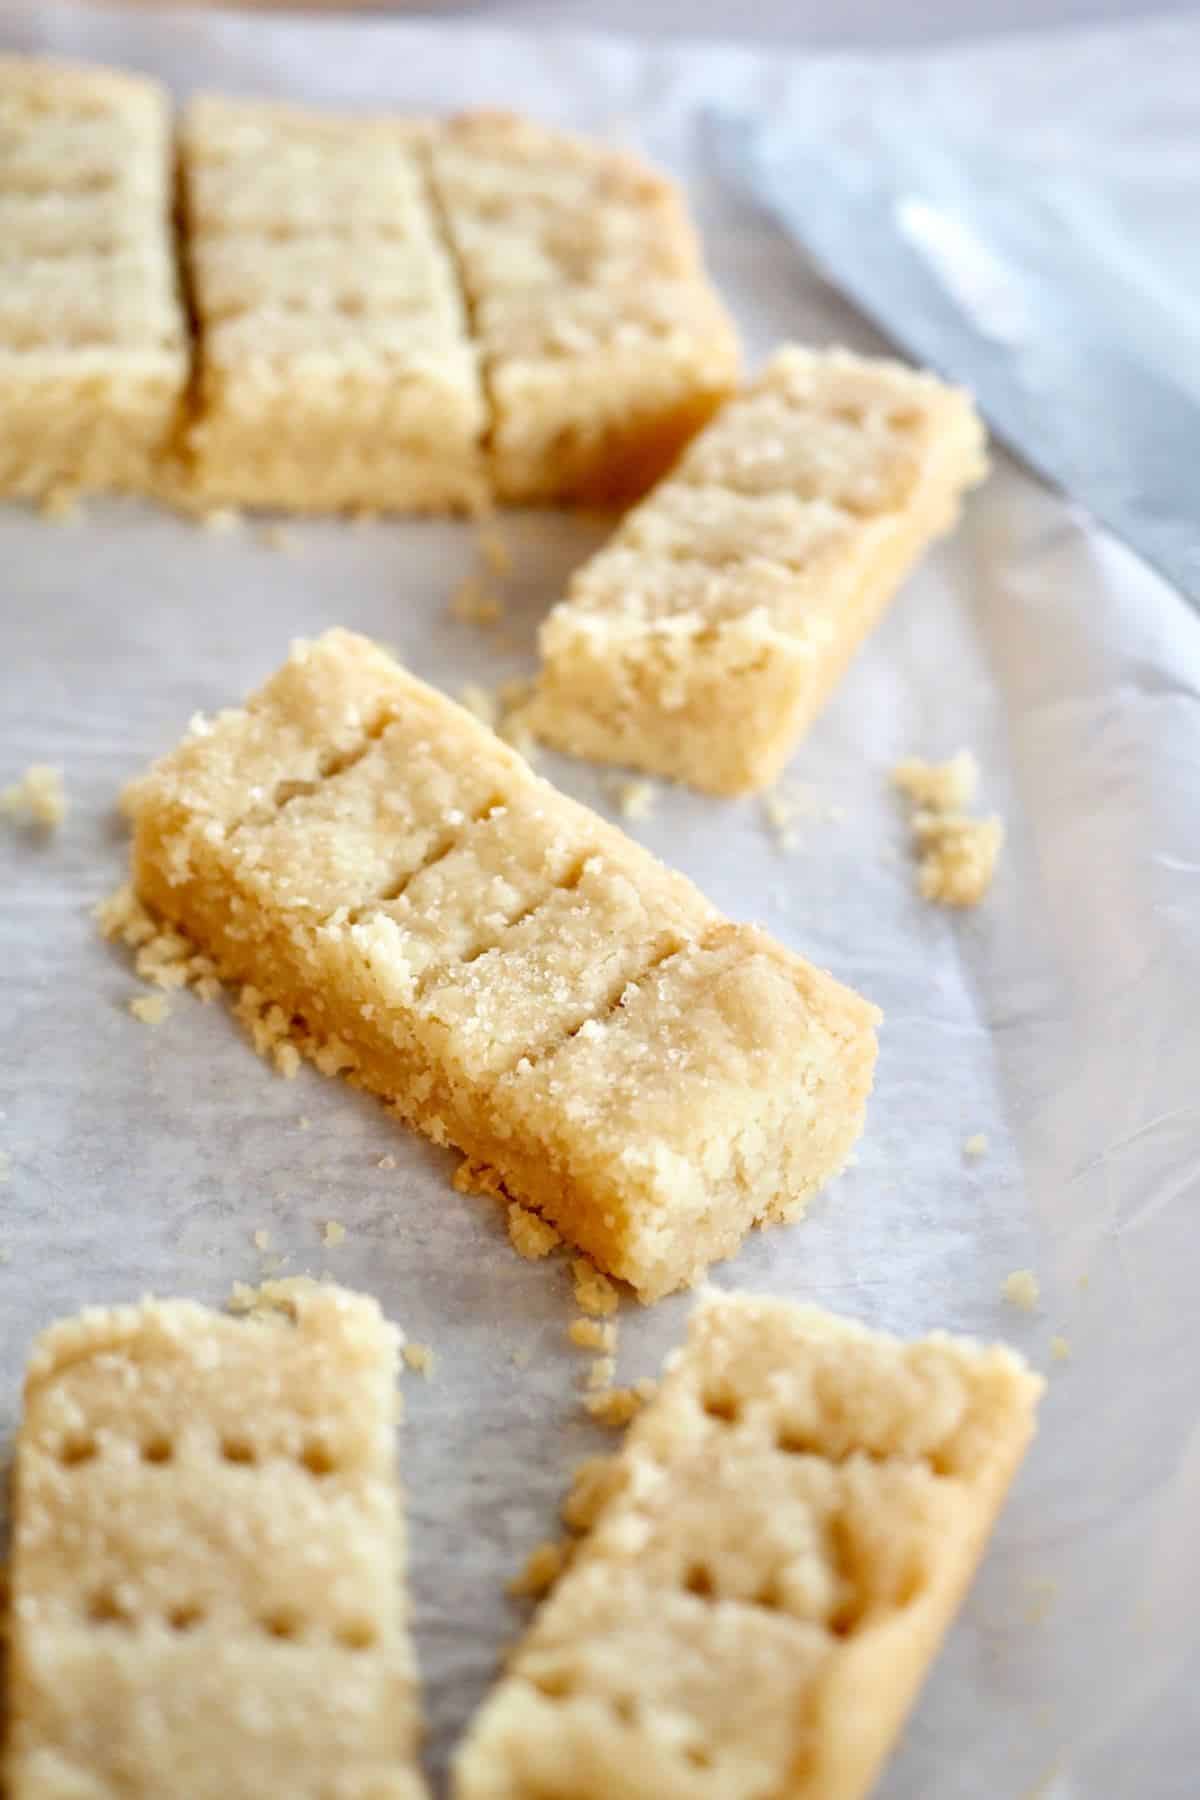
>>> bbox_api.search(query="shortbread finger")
[425,112,740,503]
[454,1293,1043,1800]
[526,345,988,793]
[126,630,879,1299]
[6,1281,426,1800]
[180,97,486,513]
[0,55,187,500]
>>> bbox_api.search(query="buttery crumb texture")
[454,1293,1043,1800]
[179,95,487,515]
[426,111,739,505]
[526,346,988,795]
[0,56,188,501]
[124,629,880,1301]
[5,1280,427,1799]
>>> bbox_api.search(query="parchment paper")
[2,8,1198,1795]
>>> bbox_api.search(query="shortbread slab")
[126,629,879,1299]
[180,97,486,513]
[425,112,740,504]
[526,346,988,793]
[6,1281,427,1800]
[0,55,188,499]
[454,1293,1043,1800]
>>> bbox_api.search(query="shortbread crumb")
[378,1153,397,1170]
[893,751,1002,907]
[914,811,1004,907]
[587,1355,617,1392]
[128,993,169,1026]
[252,1229,270,1252]
[572,1259,619,1318]
[1050,1335,1071,1363]
[891,750,979,813]
[568,1318,617,1353]
[273,1040,301,1080]
[609,778,655,822]
[507,1203,562,1262]
[508,1540,568,1600]
[201,506,241,536]
[298,1116,311,1131]
[1002,1269,1040,1312]
[2,763,67,828]
[583,1385,644,1427]
[403,1342,435,1377]
[964,1132,989,1157]
[322,1220,346,1248]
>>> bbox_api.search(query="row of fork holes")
[700,1385,954,1473]
[831,401,921,432]
[697,1386,930,1631]
[86,1587,376,1651]
[58,1432,338,1477]
[531,1673,713,1771]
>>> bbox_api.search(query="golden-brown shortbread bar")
[180,96,486,512]
[425,112,740,504]
[454,1293,1043,1800]
[526,346,988,793]
[5,1280,427,1800]
[126,629,879,1299]
[0,55,188,499]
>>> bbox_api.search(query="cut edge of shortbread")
[453,1292,1042,1800]
[122,629,880,1300]
[6,1279,428,1798]
[524,344,987,793]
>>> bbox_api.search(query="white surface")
[1,9,1199,1797]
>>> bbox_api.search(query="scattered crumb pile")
[507,1202,561,1262]
[1002,1268,1040,1313]
[403,1342,435,1378]
[891,750,1003,906]
[761,780,845,853]
[97,884,221,1000]
[2,763,67,828]
[571,1258,618,1318]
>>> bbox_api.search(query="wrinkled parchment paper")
[2,8,1198,1795]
